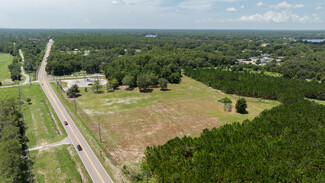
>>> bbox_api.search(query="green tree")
[168,73,181,84]
[66,84,80,98]
[92,80,102,93]
[137,74,151,91]
[107,78,119,92]
[149,73,158,86]
[111,78,119,89]
[26,98,31,105]
[218,97,232,104]
[158,78,168,90]
[236,98,247,114]
[122,75,134,89]
[106,80,114,92]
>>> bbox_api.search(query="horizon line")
[1,28,325,31]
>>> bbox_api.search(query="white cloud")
[194,18,214,23]
[256,2,264,7]
[237,1,315,24]
[240,5,245,9]
[111,0,137,6]
[270,2,304,10]
[226,7,237,12]
[111,0,119,4]
[238,10,320,23]
[315,6,323,11]
[179,0,212,10]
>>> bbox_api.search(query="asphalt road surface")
[38,39,113,183]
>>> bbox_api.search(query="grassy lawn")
[0,53,13,84]
[68,76,280,166]
[30,145,91,183]
[0,84,91,182]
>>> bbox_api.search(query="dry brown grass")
[76,76,280,165]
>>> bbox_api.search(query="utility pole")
[29,72,31,87]
[74,96,77,111]
[82,62,86,81]
[98,122,102,143]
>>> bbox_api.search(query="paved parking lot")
[62,78,107,91]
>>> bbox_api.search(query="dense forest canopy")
[184,68,325,103]
[42,30,325,83]
[145,100,325,182]
[2,29,325,82]
[0,96,29,182]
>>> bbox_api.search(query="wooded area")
[145,100,325,182]
[184,68,325,103]
[0,96,30,182]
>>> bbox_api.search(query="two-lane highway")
[38,39,113,183]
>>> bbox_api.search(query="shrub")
[218,97,232,104]
[236,98,247,114]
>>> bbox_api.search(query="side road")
[0,49,31,88]
[29,137,71,151]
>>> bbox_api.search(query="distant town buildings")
[145,34,157,38]
[237,53,284,66]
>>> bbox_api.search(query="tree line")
[144,100,325,182]
[8,56,22,81]
[2,29,325,82]
[184,68,325,103]
[0,96,30,182]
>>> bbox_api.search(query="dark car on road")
[77,145,82,151]
[64,121,68,125]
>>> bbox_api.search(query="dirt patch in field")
[3,79,14,85]
[90,97,221,165]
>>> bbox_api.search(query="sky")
[0,0,324,30]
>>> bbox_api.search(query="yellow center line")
[42,79,105,183]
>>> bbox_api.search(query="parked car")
[77,145,82,151]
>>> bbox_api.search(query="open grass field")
[0,53,13,84]
[71,76,280,166]
[30,145,90,183]
[0,84,90,182]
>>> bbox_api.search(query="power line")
[17,77,33,183]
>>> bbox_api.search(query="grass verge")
[50,82,128,182]
[30,145,91,183]
[0,84,91,182]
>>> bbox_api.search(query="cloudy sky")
[0,0,324,29]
